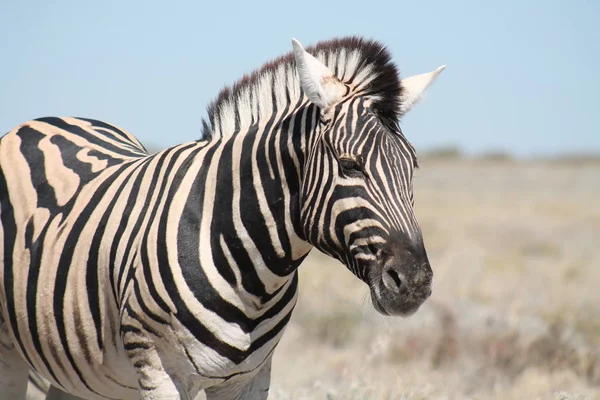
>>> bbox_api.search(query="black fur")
[201,36,403,140]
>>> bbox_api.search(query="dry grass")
[271,160,600,400]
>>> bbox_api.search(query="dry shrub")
[387,334,431,364]
[430,303,459,369]
[479,332,526,378]
[476,322,600,387]
[384,304,600,388]
[297,310,361,348]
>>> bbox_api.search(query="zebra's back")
[0,117,148,212]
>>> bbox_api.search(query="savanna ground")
[268,157,600,400]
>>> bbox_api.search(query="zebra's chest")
[131,251,300,388]
[155,311,285,386]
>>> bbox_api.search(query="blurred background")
[2,1,599,399]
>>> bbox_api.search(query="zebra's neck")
[181,106,315,309]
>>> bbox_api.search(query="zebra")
[1,36,444,400]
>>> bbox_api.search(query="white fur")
[400,65,446,115]
[291,39,346,110]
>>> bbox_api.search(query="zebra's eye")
[339,157,364,178]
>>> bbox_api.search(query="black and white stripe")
[1,36,443,399]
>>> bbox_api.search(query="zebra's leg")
[26,371,50,400]
[45,385,86,400]
[122,334,180,399]
[25,372,84,400]
[129,350,180,400]
[0,322,30,399]
[128,348,181,399]
[205,357,272,400]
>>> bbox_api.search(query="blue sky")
[1,0,598,156]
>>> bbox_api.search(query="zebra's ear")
[292,38,346,110]
[399,65,446,115]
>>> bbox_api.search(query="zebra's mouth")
[369,284,425,317]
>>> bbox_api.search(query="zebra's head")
[292,39,444,317]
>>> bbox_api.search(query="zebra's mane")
[201,36,403,141]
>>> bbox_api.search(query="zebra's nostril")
[383,268,403,293]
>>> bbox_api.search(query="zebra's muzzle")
[368,258,433,317]
[347,234,433,316]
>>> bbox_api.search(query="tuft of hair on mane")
[200,36,403,141]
